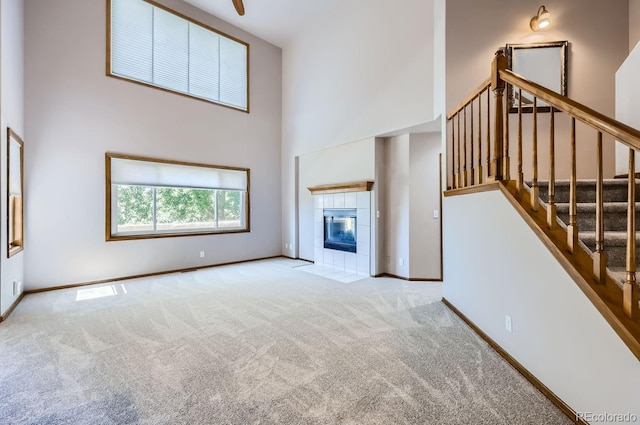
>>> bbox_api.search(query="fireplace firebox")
[323,209,357,253]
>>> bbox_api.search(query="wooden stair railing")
[446,48,640,360]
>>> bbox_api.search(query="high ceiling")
[182,0,341,47]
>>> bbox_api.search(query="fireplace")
[323,209,357,253]
[309,186,371,275]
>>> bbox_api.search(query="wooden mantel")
[307,181,374,195]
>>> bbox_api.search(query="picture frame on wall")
[506,41,569,113]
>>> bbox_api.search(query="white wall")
[619,0,640,175]
[24,0,282,289]
[297,138,376,261]
[282,0,437,259]
[615,44,640,175]
[446,0,629,180]
[384,135,410,278]
[443,190,640,419]
[432,0,446,119]
[1,0,25,315]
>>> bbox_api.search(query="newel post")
[489,49,507,181]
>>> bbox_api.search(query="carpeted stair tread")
[534,179,640,204]
[608,267,628,285]
[529,178,640,283]
[537,179,640,186]
[554,202,640,232]
[579,231,640,271]
[579,231,640,247]
[556,202,640,213]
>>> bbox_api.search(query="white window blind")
[110,0,248,111]
[9,141,22,195]
[110,157,248,191]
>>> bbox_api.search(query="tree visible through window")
[106,153,249,240]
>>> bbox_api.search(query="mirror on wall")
[7,129,24,258]
[506,41,568,113]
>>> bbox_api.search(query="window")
[7,129,24,257]
[108,0,249,112]
[106,153,250,240]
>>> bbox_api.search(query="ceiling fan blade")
[232,0,245,16]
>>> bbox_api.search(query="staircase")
[444,49,640,360]
[538,179,640,286]
[445,49,640,362]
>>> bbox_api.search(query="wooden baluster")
[517,89,524,193]
[547,110,556,228]
[457,114,462,188]
[489,50,506,181]
[624,148,639,318]
[477,92,483,184]
[451,118,456,189]
[487,87,491,182]
[531,97,539,211]
[503,83,510,181]
[567,118,579,253]
[470,102,475,186]
[463,106,468,187]
[593,132,607,283]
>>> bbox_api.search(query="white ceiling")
[182,0,341,47]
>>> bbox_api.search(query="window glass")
[115,185,154,233]
[110,0,248,111]
[107,154,249,240]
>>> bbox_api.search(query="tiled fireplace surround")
[313,190,372,276]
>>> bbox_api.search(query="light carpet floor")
[0,258,571,424]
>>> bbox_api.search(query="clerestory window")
[108,0,249,112]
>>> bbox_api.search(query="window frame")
[105,152,250,241]
[106,0,250,113]
[7,129,24,258]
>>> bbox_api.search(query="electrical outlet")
[376,211,380,218]
[386,256,391,263]
[12,281,17,296]
[200,251,205,258]
[505,315,513,333]
[289,244,293,251]
[399,258,404,266]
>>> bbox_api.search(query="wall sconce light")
[530,5,551,31]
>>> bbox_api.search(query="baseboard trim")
[24,255,285,295]
[377,273,443,282]
[442,298,586,425]
[0,292,26,323]
[295,258,314,263]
